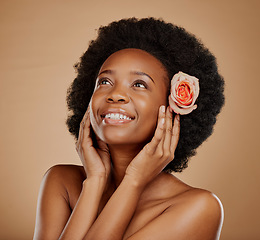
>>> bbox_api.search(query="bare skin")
[33,49,223,240]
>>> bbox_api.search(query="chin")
[103,129,154,147]
[99,128,136,145]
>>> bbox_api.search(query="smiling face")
[90,48,169,146]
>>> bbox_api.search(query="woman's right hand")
[76,107,111,180]
[125,106,180,188]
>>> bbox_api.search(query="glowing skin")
[89,48,169,147]
[33,48,223,240]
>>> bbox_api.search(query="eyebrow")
[98,70,155,83]
[131,71,154,83]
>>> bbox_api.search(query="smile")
[104,113,133,120]
[101,110,135,125]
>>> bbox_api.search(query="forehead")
[99,48,169,82]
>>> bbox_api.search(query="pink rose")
[168,71,200,115]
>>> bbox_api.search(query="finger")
[76,107,91,150]
[76,122,84,150]
[148,105,166,153]
[76,117,86,150]
[170,114,180,154]
[80,106,90,126]
[81,112,93,148]
[163,106,173,153]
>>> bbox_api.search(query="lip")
[100,108,135,120]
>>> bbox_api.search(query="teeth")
[104,113,132,120]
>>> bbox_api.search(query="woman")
[34,18,225,240]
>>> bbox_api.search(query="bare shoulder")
[41,164,85,208]
[175,187,224,221]
[157,173,223,220]
[127,174,224,240]
[172,187,223,239]
[165,174,224,235]
[168,182,224,240]
[38,164,85,207]
[38,164,84,202]
[44,164,85,180]
[42,165,83,192]
[34,164,85,239]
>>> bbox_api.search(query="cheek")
[89,106,95,127]
[136,99,160,137]
[135,90,167,136]
[137,93,164,119]
[89,91,102,121]
[89,100,102,137]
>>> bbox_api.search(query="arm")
[34,108,111,239]
[84,106,180,240]
[59,176,106,239]
[84,175,144,240]
[33,166,73,240]
[33,166,106,240]
[59,107,112,239]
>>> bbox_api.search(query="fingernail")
[161,105,165,113]
[161,118,165,125]
[176,115,180,121]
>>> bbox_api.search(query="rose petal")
[169,95,198,115]
[169,71,199,115]
[176,83,193,105]
[170,92,194,109]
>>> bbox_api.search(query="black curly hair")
[66,17,225,172]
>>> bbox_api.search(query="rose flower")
[168,71,200,115]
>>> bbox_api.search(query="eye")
[97,78,111,86]
[133,80,147,89]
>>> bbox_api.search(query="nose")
[106,85,130,104]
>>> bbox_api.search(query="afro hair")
[66,17,225,172]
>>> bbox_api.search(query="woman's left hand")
[125,106,180,188]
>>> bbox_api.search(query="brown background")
[1,0,259,239]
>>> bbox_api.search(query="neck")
[108,143,144,188]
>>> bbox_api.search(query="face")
[90,48,169,146]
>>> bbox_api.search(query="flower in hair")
[168,71,199,115]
